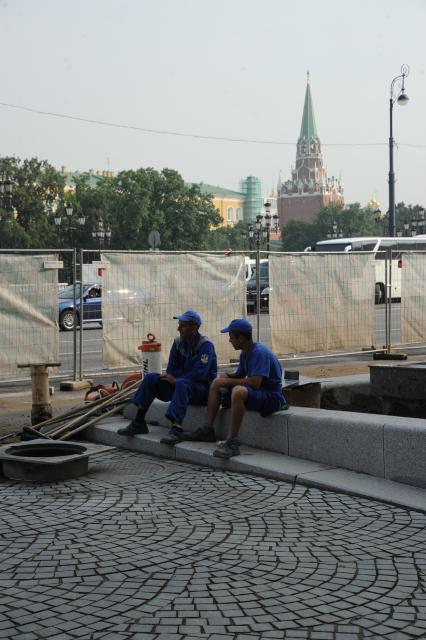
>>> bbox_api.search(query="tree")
[74,168,221,251]
[281,202,389,251]
[281,219,318,251]
[0,156,66,248]
[206,220,251,251]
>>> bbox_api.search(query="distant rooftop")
[192,182,244,199]
[61,167,116,190]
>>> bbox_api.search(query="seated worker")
[186,318,287,458]
[117,310,217,444]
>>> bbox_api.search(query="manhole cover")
[88,460,167,481]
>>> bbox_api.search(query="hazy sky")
[0,0,425,209]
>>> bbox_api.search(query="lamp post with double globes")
[263,202,279,252]
[248,213,265,338]
[92,219,112,250]
[54,203,85,247]
[0,176,18,247]
[388,65,410,237]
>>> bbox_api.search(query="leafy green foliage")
[0,159,221,250]
[1,156,424,252]
[281,202,408,251]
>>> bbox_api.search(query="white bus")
[305,236,426,304]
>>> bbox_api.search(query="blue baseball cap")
[173,310,202,326]
[220,319,253,335]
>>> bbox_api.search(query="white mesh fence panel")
[0,254,58,375]
[101,252,246,366]
[269,253,376,354]
[400,252,426,343]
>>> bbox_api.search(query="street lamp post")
[388,64,410,238]
[399,208,426,237]
[327,221,343,239]
[248,214,265,341]
[54,203,85,247]
[263,202,279,252]
[92,219,112,250]
[0,176,18,246]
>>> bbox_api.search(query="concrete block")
[87,422,178,461]
[370,362,426,400]
[175,442,229,470]
[296,467,426,512]
[59,379,93,391]
[230,450,332,482]
[123,399,288,453]
[287,407,385,476]
[233,410,288,454]
[384,419,426,488]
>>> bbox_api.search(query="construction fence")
[1,248,426,383]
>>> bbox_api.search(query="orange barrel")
[138,333,162,378]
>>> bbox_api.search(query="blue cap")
[220,319,253,335]
[173,310,202,326]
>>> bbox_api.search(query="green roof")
[299,81,318,141]
[64,171,109,189]
[193,182,244,199]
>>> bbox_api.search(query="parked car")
[246,261,269,314]
[58,283,102,331]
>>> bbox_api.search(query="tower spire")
[299,75,317,141]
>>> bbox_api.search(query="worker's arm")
[165,342,183,378]
[218,374,263,390]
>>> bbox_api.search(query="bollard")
[17,362,61,426]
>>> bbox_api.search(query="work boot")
[185,425,216,442]
[160,425,184,446]
[213,438,240,459]
[117,418,149,436]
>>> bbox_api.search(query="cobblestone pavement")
[1,451,426,640]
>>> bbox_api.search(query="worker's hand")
[160,374,176,385]
[219,372,229,379]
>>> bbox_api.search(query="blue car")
[58,283,102,331]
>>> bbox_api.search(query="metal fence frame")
[0,248,77,383]
[2,247,426,385]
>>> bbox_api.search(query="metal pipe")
[256,245,260,341]
[388,98,395,237]
[387,250,393,354]
[72,248,77,380]
[79,248,84,380]
[384,251,389,352]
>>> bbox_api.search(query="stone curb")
[87,415,426,513]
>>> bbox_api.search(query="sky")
[0,0,425,210]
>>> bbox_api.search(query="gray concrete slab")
[297,467,426,512]
[370,361,426,399]
[87,417,426,513]
[287,407,385,476]
[384,420,426,488]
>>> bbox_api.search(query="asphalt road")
[57,304,406,378]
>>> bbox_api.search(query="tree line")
[0,157,220,250]
[0,156,423,252]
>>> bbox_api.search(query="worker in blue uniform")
[186,318,288,458]
[117,310,217,444]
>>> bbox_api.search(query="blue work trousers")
[133,373,209,425]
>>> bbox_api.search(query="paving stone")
[1,449,426,640]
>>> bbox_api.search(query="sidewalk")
[1,448,426,640]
